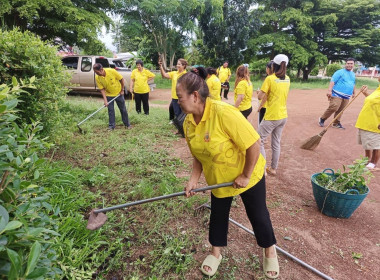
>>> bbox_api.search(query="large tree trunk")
[297,68,301,78]
[302,68,311,81]
[169,52,176,70]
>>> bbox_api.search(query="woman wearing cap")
[234,65,253,119]
[178,72,279,278]
[257,61,274,123]
[159,58,188,118]
[206,67,221,101]
[130,59,155,115]
[258,54,290,176]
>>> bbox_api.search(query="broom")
[300,86,366,151]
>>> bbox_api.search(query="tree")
[116,0,201,69]
[314,0,380,66]
[197,0,258,68]
[0,0,114,54]
[248,0,330,80]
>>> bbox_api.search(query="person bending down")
[177,72,279,279]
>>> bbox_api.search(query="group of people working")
[92,54,378,278]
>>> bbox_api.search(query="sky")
[99,26,117,52]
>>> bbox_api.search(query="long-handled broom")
[86,182,233,230]
[300,86,366,150]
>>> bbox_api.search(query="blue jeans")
[171,99,182,117]
[107,95,130,128]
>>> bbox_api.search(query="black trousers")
[209,176,276,248]
[241,107,253,119]
[220,81,230,99]
[134,92,149,115]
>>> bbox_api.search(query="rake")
[77,95,119,133]
[87,182,233,230]
[300,86,366,151]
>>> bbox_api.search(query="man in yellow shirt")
[355,80,380,170]
[130,59,155,115]
[217,61,231,100]
[94,63,131,130]
[206,67,221,101]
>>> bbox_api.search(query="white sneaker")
[366,163,376,169]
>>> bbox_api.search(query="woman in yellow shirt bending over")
[206,68,221,101]
[130,59,155,115]
[234,65,254,118]
[258,54,290,176]
[177,72,279,279]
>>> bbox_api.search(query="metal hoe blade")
[87,210,108,230]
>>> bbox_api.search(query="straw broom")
[300,86,366,151]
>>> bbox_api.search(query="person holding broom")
[178,72,279,278]
[318,58,356,129]
[355,79,380,171]
[258,54,290,176]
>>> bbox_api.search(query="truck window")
[96,58,110,68]
[81,57,92,72]
[62,57,79,69]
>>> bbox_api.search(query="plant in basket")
[311,158,373,218]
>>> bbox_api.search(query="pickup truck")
[62,55,154,96]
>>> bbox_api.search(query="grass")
[47,96,214,278]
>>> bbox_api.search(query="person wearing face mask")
[130,59,155,115]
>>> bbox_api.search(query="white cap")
[273,54,289,66]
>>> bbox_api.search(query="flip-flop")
[200,254,222,276]
[263,248,279,279]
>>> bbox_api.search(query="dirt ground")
[149,88,380,280]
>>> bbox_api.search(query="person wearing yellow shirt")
[130,59,155,115]
[159,58,188,118]
[206,67,221,101]
[258,54,290,176]
[355,79,380,170]
[217,61,231,100]
[234,65,253,118]
[93,63,131,130]
[257,61,274,123]
[177,72,279,279]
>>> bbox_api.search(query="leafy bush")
[0,28,70,134]
[314,158,373,194]
[0,81,61,279]
[326,63,342,77]
[310,67,319,76]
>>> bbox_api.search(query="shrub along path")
[53,89,379,279]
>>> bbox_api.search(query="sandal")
[263,248,279,279]
[266,167,277,176]
[200,254,222,276]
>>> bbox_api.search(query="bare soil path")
[151,88,380,280]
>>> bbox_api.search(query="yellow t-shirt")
[261,74,290,120]
[217,67,231,83]
[131,68,155,94]
[168,70,187,99]
[206,74,222,101]
[95,68,124,97]
[355,86,380,133]
[183,98,266,198]
[234,79,253,111]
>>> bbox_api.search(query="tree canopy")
[0,0,114,54]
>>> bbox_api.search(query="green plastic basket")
[311,169,369,218]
